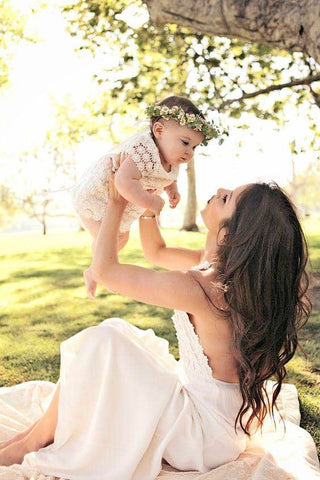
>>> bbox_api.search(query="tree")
[15,97,104,234]
[145,0,320,65]
[22,189,53,236]
[0,184,18,228]
[63,1,319,118]
[9,145,70,235]
[45,97,102,187]
[62,0,320,228]
[182,160,198,231]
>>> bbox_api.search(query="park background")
[0,0,319,458]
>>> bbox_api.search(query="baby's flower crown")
[145,104,220,146]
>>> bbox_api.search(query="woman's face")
[200,185,250,233]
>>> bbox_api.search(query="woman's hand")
[147,194,165,216]
[108,155,128,208]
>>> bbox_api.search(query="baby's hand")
[148,194,165,216]
[165,183,181,209]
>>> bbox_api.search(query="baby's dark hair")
[149,95,205,128]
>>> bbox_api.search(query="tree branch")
[145,0,320,64]
[218,73,320,109]
[309,84,320,108]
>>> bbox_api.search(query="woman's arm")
[139,212,203,270]
[91,181,205,315]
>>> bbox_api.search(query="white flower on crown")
[160,106,169,114]
[145,103,221,146]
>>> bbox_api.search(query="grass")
[0,224,319,457]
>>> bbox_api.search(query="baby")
[72,95,219,299]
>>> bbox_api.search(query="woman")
[0,175,313,478]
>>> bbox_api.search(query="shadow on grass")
[6,268,84,299]
[0,314,9,326]
[1,352,61,386]
[300,398,320,457]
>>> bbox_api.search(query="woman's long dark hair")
[217,182,311,435]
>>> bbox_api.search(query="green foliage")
[62,0,320,126]
[44,97,104,181]
[0,1,24,87]
[0,226,319,455]
[0,0,39,88]
[3,96,108,219]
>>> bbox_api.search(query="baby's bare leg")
[80,216,101,299]
[0,385,60,466]
[81,215,130,298]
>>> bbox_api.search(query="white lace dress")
[72,130,179,232]
[22,262,247,480]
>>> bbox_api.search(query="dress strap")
[192,260,215,271]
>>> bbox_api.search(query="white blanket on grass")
[0,381,319,480]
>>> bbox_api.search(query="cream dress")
[72,130,179,233]
[21,262,247,479]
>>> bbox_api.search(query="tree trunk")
[182,159,198,231]
[42,200,48,235]
[290,156,298,204]
[145,0,320,64]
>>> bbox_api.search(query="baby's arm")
[115,156,164,215]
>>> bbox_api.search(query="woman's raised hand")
[108,155,127,206]
[147,194,165,216]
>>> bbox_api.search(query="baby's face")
[152,119,204,167]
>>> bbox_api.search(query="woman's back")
[172,274,244,440]
[177,262,239,385]
[189,311,239,383]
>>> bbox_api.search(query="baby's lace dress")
[72,130,179,232]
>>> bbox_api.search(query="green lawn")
[0,224,319,456]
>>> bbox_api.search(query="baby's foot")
[84,268,97,300]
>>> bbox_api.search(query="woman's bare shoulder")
[188,266,229,317]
